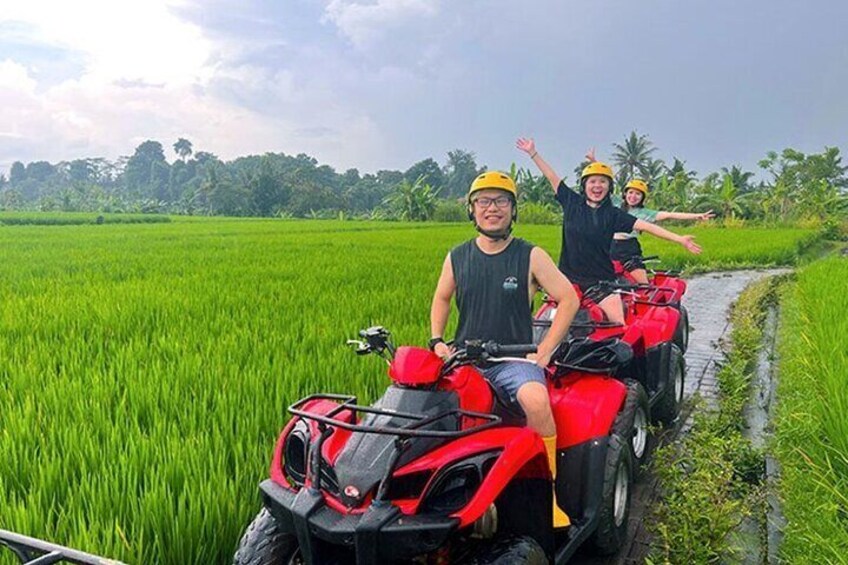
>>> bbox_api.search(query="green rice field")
[0,217,822,563]
[774,257,848,563]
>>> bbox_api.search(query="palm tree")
[611,131,658,187]
[173,138,193,162]
[641,158,667,191]
[720,165,755,194]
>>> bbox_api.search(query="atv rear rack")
[0,529,126,565]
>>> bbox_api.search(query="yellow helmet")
[468,171,518,200]
[467,171,518,230]
[624,179,649,196]
[580,162,614,184]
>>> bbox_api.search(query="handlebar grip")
[489,343,537,356]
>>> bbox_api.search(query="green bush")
[518,202,559,225]
[432,199,467,222]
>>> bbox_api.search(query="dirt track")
[571,269,787,564]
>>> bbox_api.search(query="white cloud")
[323,0,440,47]
[0,0,392,172]
[2,0,213,86]
[0,59,38,91]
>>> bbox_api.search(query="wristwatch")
[428,337,445,351]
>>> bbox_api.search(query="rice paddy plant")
[0,218,821,563]
[773,257,848,563]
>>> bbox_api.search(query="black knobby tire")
[233,508,299,565]
[612,379,652,480]
[653,344,685,425]
[463,535,548,565]
[673,304,689,353]
[591,434,632,555]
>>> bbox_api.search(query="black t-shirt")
[556,181,637,286]
[451,238,534,347]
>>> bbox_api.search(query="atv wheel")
[463,535,548,565]
[233,508,298,565]
[591,434,632,555]
[612,379,652,479]
[653,344,685,425]
[673,304,689,353]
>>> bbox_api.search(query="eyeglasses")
[473,196,512,209]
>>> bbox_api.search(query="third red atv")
[613,255,689,352]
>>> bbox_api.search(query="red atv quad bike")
[534,281,686,476]
[234,326,636,564]
[613,255,689,353]
[0,529,126,564]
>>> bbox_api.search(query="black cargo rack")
[0,529,126,565]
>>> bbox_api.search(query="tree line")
[1,133,845,225]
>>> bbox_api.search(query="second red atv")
[534,281,686,476]
[234,326,639,564]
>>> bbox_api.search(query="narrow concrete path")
[572,269,787,564]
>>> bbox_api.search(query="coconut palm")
[611,131,658,187]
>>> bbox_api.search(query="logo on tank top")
[502,276,518,292]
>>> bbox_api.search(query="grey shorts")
[480,361,546,406]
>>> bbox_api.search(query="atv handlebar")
[440,340,537,376]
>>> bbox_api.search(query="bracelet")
[428,337,445,351]
[530,151,538,159]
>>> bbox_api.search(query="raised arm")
[516,137,562,193]
[430,253,456,358]
[530,247,579,367]
[635,219,702,254]
[655,209,716,222]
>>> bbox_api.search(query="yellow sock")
[543,435,570,528]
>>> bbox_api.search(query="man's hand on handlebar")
[433,341,454,360]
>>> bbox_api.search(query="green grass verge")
[0,211,171,225]
[773,257,848,563]
[649,277,781,564]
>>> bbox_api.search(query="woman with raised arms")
[516,137,701,324]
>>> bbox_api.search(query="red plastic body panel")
[269,398,357,489]
[438,365,494,427]
[392,427,548,526]
[633,304,680,347]
[388,346,443,385]
[549,374,627,449]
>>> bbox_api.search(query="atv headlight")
[283,420,310,487]
[420,451,500,515]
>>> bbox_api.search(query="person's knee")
[600,295,625,324]
[516,382,552,419]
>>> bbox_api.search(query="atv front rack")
[0,529,126,565]
[290,394,503,502]
[290,393,501,438]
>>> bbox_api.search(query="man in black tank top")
[430,172,579,528]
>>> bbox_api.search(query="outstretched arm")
[635,219,702,254]
[655,210,716,222]
[516,137,562,193]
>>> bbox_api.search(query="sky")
[1,0,847,180]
